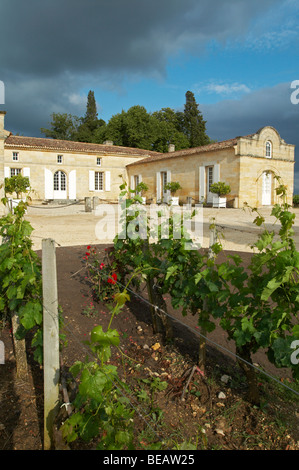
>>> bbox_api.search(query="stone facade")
[127,126,295,208]
[0,113,159,206]
[0,111,295,211]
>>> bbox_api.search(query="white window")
[97,157,101,166]
[134,175,140,190]
[95,171,104,191]
[161,171,168,194]
[207,166,214,193]
[266,141,272,158]
[10,168,22,177]
[12,152,19,161]
[57,155,63,164]
[54,170,66,191]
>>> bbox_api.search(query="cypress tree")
[184,91,210,147]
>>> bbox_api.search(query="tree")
[41,92,105,143]
[76,90,106,143]
[183,91,210,147]
[151,108,190,152]
[41,113,79,141]
[97,106,156,149]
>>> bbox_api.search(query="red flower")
[100,263,105,270]
[108,273,117,284]
[87,245,91,249]
[85,252,90,256]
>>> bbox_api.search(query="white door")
[262,171,272,205]
[53,170,67,199]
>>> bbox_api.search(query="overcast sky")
[1,0,299,191]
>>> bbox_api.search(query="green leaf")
[79,368,108,400]
[114,291,130,306]
[19,301,42,330]
[165,265,178,280]
[91,326,120,347]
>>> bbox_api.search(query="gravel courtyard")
[24,201,299,252]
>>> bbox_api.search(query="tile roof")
[126,136,245,166]
[4,134,161,158]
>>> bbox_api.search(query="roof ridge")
[5,134,161,156]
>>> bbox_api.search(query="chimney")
[103,140,114,146]
[168,143,175,152]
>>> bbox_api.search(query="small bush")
[293,194,299,206]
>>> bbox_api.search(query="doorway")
[53,170,67,199]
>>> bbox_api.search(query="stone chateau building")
[0,110,295,212]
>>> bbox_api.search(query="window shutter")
[214,163,220,183]
[156,172,161,202]
[23,168,30,178]
[130,175,134,190]
[105,171,111,191]
[199,166,205,202]
[4,167,10,178]
[89,170,95,191]
[44,169,54,199]
[69,170,76,199]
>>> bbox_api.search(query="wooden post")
[11,312,28,379]
[42,238,60,450]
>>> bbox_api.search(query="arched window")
[266,141,272,158]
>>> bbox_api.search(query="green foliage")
[183,91,211,147]
[293,194,299,205]
[0,198,43,362]
[164,181,182,195]
[41,91,105,143]
[213,178,299,390]
[41,112,80,141]
[210,181,231,197]
[61,281,135,450]
[42,91,212,151]
[135,181,148,196]
[81,174,299,411]
[4,174,31,199]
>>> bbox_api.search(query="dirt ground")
[0,241,298,451]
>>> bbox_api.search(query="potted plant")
[165,181,182,205]
[210,181,230,208]
[4,174,31,212]
[135,181,148,204]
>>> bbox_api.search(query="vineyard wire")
[42,300,172,448]
[100,272,299,399]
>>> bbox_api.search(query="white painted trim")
[69,170,76,199]
[89,170,95,191]
[105,171,111,191]
[44,169,54,199]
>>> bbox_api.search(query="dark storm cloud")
[202,82,299,191]
[0,0,279,79]
[0,0,284,141]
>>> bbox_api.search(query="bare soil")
[0,244,298,451]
